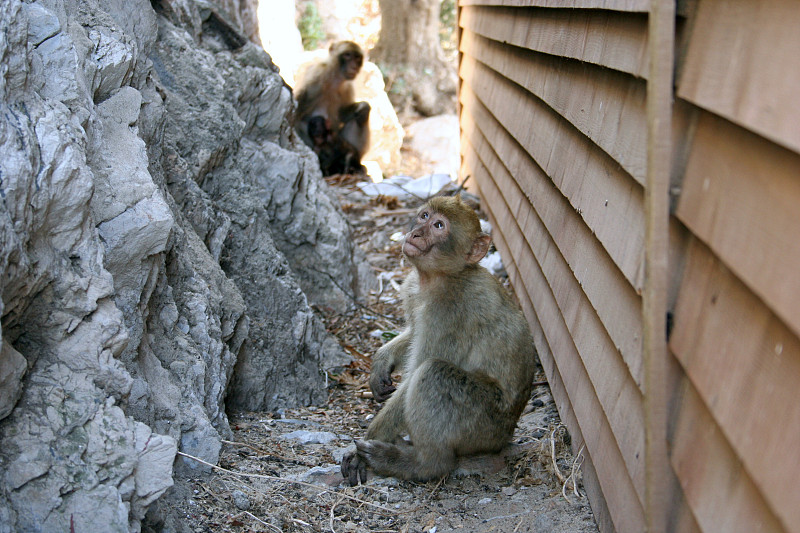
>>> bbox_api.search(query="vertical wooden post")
[456,1,467,188]
[645,0,674,531]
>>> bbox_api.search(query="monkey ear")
[466,234,491,264]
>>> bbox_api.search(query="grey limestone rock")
[0,0,373,530]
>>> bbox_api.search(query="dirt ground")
[150,173,598,532]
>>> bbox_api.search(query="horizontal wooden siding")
[458,1,800,532]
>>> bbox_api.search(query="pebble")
[280,430,338,444]
[274,418,320,427]
[232,490,250,510]
[291,465,343,486]
[478,497,492,505]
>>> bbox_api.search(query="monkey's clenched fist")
[341,195,537,484]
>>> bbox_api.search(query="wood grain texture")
[644,1,674,529]
[460,5,649,77]
[461,31,649,184]
[459,55,646,292]
[466,149,646,532]
[677,113,800,339]
[458,0,649,10]
[678,0,800,154]
[460,89,645,390]
[670,239,800,531]
[671,375,788,533]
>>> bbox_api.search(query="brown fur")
[294,41,370,174]
[341,196,538,484]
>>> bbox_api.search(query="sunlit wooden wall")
[457,1,800,532]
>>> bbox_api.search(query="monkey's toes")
[355,439,395,460]
[341,448,367,486]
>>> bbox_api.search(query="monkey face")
[403,208,451,259]
[331,42,364,80]
[403,197,491,275]
[339,51,363,80]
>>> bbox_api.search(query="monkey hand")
[369,373,396,402]
[341,445,368,486]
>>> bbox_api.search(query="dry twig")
[562,443,585,501]
[240,510,280,533]
[549,427,566,484]
[177,451,398,515]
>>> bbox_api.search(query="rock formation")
[0,0,372,530]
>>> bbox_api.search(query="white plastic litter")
[357,173,453,199]
[480,250,507,278]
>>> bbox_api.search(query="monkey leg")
[365,384,408,443]
[342,385,408,485]
[356,359,514,482]
[405,359,513,453]
[355,438,456,482]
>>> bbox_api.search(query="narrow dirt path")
[169,178,598,532]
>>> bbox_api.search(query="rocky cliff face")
[0,0,371,530]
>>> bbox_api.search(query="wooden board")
[462,129,647,506]
[458,0,649,11]
[643,1,675,526]
[579,446,617,533]
[678,0,800,154]
[461,30,649,184]
[671,375,788,533]
[511,256,619,533]
[459,5,649,77]
[670,238,800,531]
[461,95,645,390]
[471,185,618,533]
[466,152,646,532]
[458,57,646,292]
[676,113,800,339]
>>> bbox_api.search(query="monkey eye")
[433,220,444,229]
[420,211,429,220]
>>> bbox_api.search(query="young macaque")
[306,115,364,176]
[294,41,370,174]
[342,196,537,484]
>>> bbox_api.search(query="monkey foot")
[341,445,368,486]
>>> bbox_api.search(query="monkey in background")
[307,113,367,176]
[341,196,537,484]
[294,41,370,175]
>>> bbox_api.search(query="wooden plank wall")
[457,1,800,532]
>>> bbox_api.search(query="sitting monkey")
[342,195,537,484]
[294,41,370,176]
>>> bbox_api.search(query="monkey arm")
[295,85,322,122]
[338,102,370,125]
[369,329,411,402]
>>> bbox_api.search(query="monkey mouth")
[402,239,423,257]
